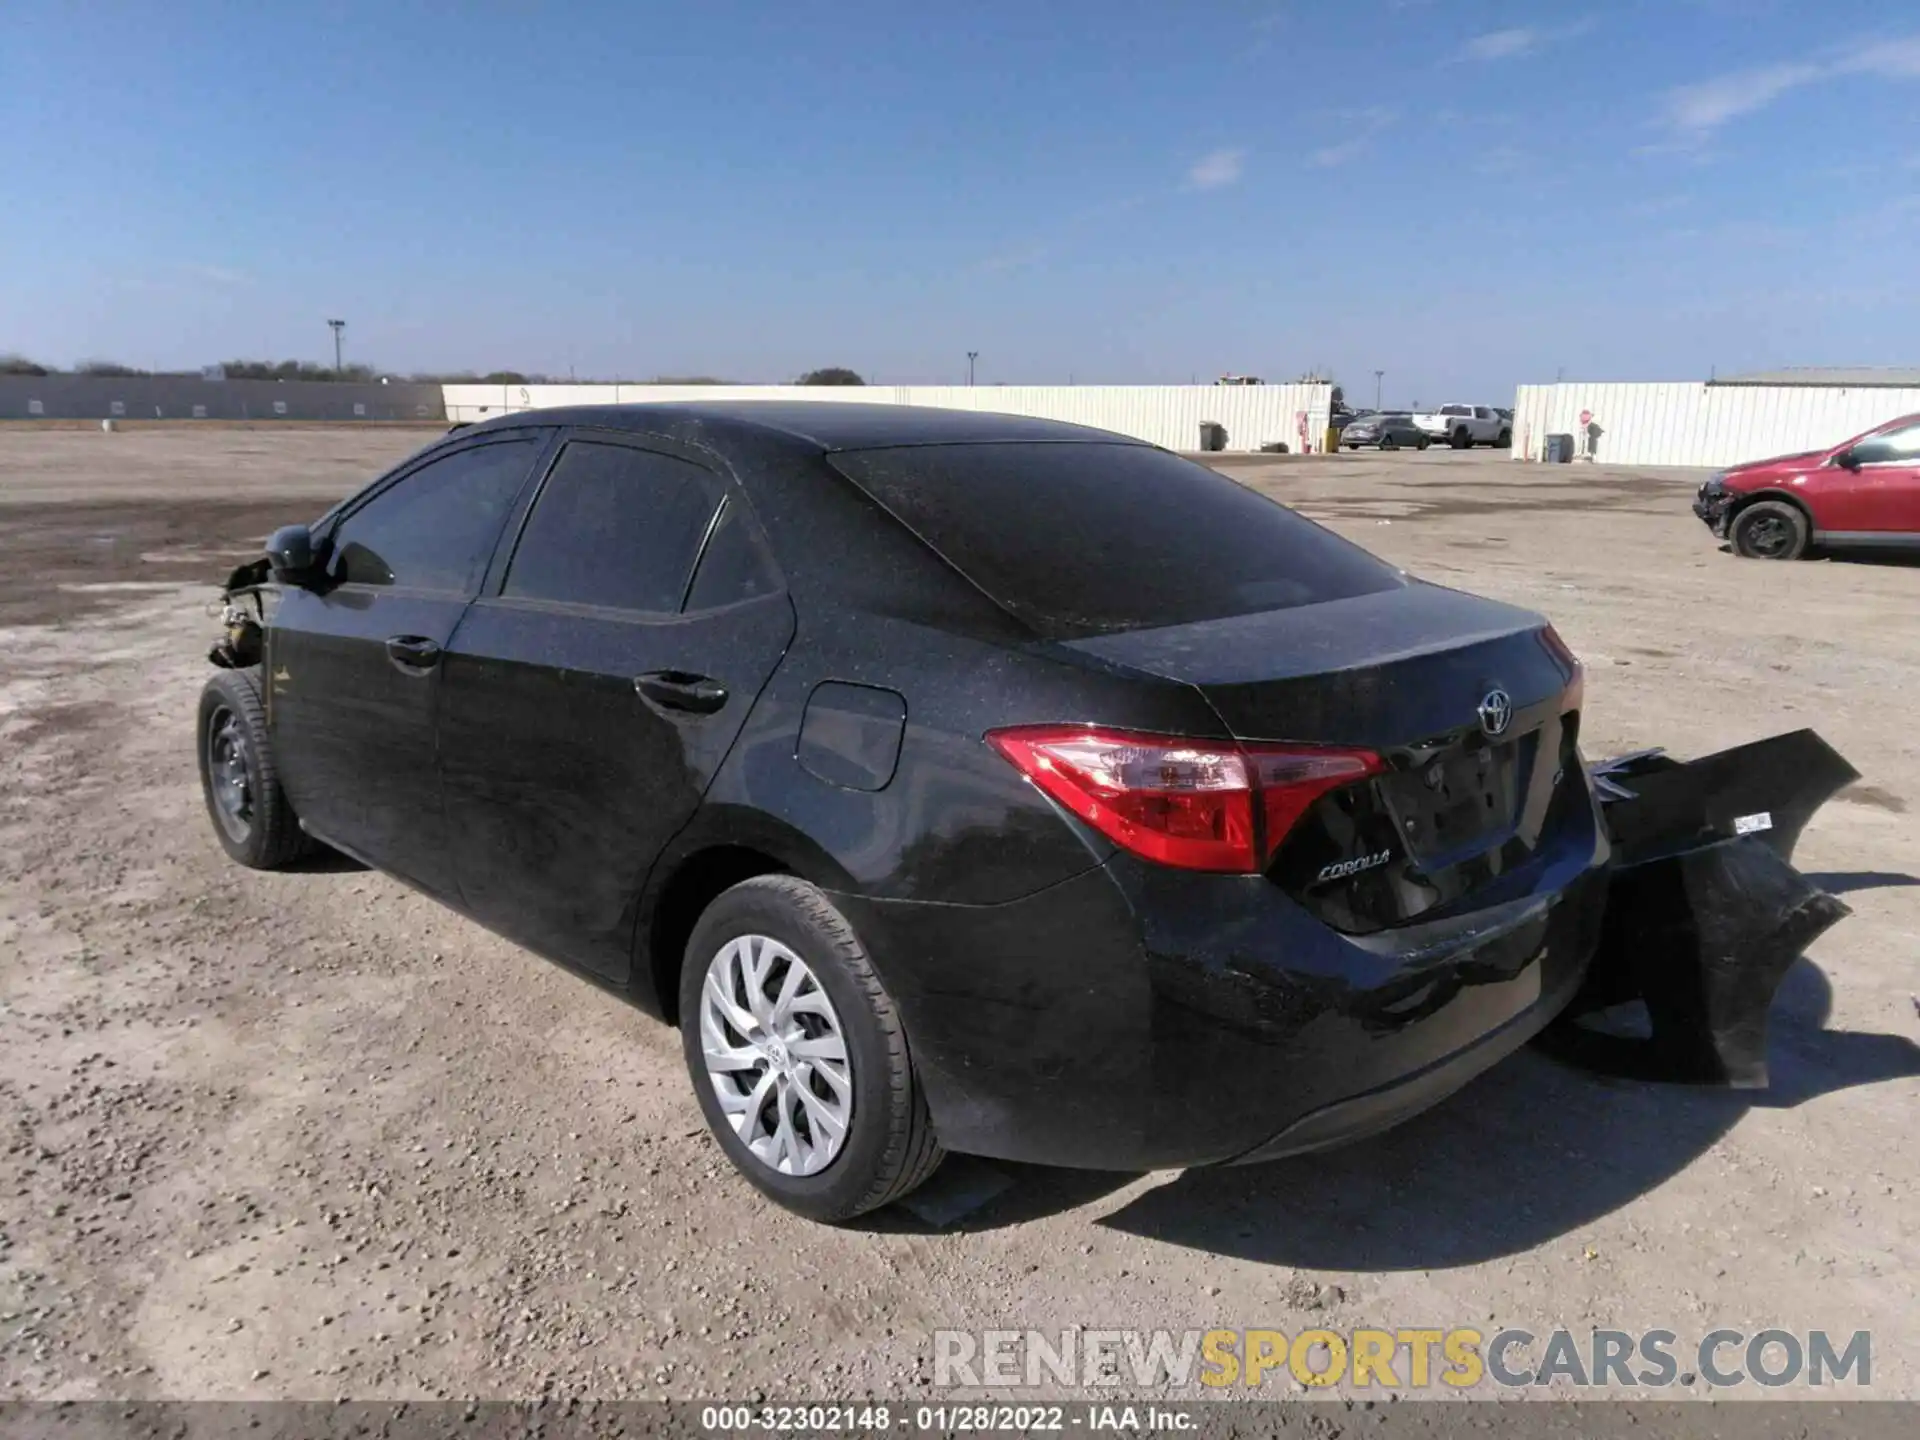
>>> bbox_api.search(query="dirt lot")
[1,428,1915,1403]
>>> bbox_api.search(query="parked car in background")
[1341,412,1431,451]
[1414,405,1511,449]
[1692,411,1920,559]
[196,401,1601,1222]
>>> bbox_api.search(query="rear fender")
[1537,730,1858,1088]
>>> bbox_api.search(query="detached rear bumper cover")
[1537,729,1857,1088]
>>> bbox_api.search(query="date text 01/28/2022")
[700,1403,1195,1432]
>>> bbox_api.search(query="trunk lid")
[1064,581,1587,932]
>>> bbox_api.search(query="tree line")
[2,354,869,386]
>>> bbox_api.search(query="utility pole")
[966,351,979,387]
[1373,369,1384,410]
[327,319,346,376]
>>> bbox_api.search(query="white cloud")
[183,264,253,287]
[1665,62,1822,133]
[1661,33,1920,139]
[1465,28,1538,61]
[1310,108,1396,167]
[1459,18,1595,63]
[1188,148,1245,190]
[1840,35,1920,77]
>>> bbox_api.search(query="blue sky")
[4,0,1917,403]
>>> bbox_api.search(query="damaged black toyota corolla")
[197,403,1859,1221]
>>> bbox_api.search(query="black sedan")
[1342,412,1431,451]
[197,403,1605,1221]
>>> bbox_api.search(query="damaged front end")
[1692,474,1734,538]
[1537,730,1858,1089]
[207,557,271,670]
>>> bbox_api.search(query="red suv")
[1693,411,1920,559]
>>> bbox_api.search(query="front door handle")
[385,635,443,673]
[634,670,729,715]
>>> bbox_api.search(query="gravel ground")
[0,427,1915,1403]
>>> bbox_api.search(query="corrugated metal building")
[1512,370,1920,468]
[441,383,1337,454]
[0,375,446,422]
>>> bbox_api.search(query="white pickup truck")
[1412,404,1511,449]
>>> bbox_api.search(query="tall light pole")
[328,319,346,376]
[1373,369,1384,410]
[966,351,979,387]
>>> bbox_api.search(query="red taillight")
[986,725,1382,874]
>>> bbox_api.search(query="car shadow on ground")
[282,845,368,874]
[879,959,1920,1266]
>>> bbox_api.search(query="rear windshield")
[827,443,1403,639]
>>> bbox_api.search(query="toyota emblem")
[1478,689,1513,737]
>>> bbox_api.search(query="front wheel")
[196,669,316,869]
[680,876,944,1222]
[1416,434,1431,451]
[1496,429,1512,448]
[1730,500,1809,560]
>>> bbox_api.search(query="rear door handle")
[385,635,443,673]
[634,670,729,715]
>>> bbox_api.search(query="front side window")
[1850,421,1920,466]
[502,441,720,613]
[328,437,541,591]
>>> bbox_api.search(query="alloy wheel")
[698,934,853,1176]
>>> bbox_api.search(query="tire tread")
[200,668,317,869]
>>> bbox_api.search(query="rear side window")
[685,499,780,611]
[504,441,719,613]
[828,443,1402,640]
[329,437,540,592]
[1441,405,1471,417]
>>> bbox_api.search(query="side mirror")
[1833,448,1862,471]
[265,523,320,585]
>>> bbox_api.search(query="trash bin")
[1545,433,1574,463]
[1199,421,1228,452]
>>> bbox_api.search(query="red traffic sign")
[1578,409,1593,426]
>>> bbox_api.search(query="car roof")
[462,400,1146,453]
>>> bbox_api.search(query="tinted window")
[1441,405,1472,417]
[1850,421,1920,465]
[685,498,780,611]
[828,443,1403,640]
[503,441,719,613]
[329,438,539,591]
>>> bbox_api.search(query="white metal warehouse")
[1512,368,1920,468]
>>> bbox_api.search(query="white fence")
[442,383,1336,454]
[1512,382,1920,468]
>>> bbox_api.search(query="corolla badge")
[1478,688,1513,737]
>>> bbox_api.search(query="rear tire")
[679,876,944,1222]
[1450,427,1471,449]
[1730,500,1809,561]
[196,668,317,869]
[1416,434,1431,451]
